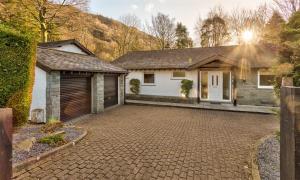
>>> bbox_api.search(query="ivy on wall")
[0,24,37,126]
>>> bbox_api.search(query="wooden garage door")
[104,75,118,108]
[60,74,91,121]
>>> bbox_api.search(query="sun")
[242,30,254,43]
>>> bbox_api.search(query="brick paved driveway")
[15,105,278,180]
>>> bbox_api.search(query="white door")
[208,71,223,101]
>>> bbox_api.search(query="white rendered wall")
[30,66,47,122]
[53,44,87,55]
[126,70,198,98]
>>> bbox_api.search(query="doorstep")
[126,100,278,114]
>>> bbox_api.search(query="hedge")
[0,24,37,126]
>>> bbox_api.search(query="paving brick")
[15,105,278,179]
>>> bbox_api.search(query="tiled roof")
[38,39,95,56]
[113,45,278,70]
[37,47,127,73]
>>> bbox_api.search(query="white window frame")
[257,71,274,89]
[143,72,155,85]
[171,71,186,80]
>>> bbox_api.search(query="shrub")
[0,24,37,126]
[129,79,140,95]
[38,134,66,147]
[181,79,193,98]
[41,118,63,133]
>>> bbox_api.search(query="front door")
[208,71,223,101]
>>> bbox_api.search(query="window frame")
[171,71,186,80]
[143,72,155,85]
[257,71,275,89]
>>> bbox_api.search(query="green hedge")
[0,24,37,126]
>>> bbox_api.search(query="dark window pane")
[201,72,208,99]
[144,74,155,84]
[260,75,274,86]
[223,72,230,100]
[173,71,185,78]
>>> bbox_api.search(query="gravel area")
[13,124,84,164]
[258,136,280,180]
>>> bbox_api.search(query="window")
[172,71,186,79]
[258,71,275,89]
[223,72,231,100]
[144,73,155,84]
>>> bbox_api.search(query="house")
[113,44,278,107]
[30,39,127,123]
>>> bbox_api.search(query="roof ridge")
[38,46,99,58]
[127,45,239,54]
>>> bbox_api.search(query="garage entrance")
[104,75,118,108]
[60,73,91,121]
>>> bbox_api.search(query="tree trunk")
[39,6,48,42]
[41,23,48,43]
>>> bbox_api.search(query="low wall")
[126,94,198,104]
[0,108,12,180]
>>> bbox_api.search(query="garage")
[34,40,127,122]
[60,73,92,121]
[104,75,119,108]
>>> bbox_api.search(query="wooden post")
[0,108,12,180]
[280,87,300,180]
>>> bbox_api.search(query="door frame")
[199,71,232,103]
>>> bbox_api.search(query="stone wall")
[92,73,104,113]
[46,71,60,120]
[119,74,125,105]
[235,69,277,106]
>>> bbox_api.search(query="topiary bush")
[129,79,140,95]
[181,79,193,98]
[0,24,37,126]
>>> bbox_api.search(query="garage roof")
[37,47,127,73]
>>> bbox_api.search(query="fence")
[0,108,12,180]
[281,87,300,180]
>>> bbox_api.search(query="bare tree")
[194,16,203,45]
[148,13,176,50]
[208,5,228,20]
[273,0,300,18]
[19,0,89,42]
[114,14,141,57]
[229,4,269,44]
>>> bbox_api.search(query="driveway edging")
[12,128,88,177]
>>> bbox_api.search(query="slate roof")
[37,47,127,73]
[38,39,95,56]
[113,45,279,70]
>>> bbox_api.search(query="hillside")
[57,7,158,60]
[0,2,157,61]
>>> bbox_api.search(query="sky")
[89,0,273,39]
